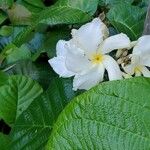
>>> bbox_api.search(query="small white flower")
[49,18,131,90]
[122,35,150,77]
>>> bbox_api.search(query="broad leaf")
[36,6,91,25]
[10,78,77,149]
[107,3,146,40]
[47,77,150,149]
[0,75,43,124]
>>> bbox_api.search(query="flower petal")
[71,18,108,55]
[140,55,150,67]
[73,65,105,91]
[103,55,122,80]
[101,33,130,54]
[133,35,150,55]
[56,40,68,56]
[48,56,75,77]
[65,44,91,73]
[122,63,135,75]
[141,66,150,77]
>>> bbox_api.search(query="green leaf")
[47,77,150,149]
[10,78,77,149]
[4,44,31,65]
[24,0,45,8]
[31,27,70,60]
[45,28,70,58]
[13,2,92,47]
[37,6,91,25]
[7,4,32,25]
[0,133,10,150]
[16,0,43,13]
[0,71,8,86]
[0,75,43,124]
[55,0,99,15]
[0,0,13,9]
[107,3,146,40]
[99,0,134,7]
[6,60,55,90]
[140,0,150,7]
[0,26,13,37]
[0,11,7,25]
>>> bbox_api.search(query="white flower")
[49,18,131,90]
[122,35,150,77]
[48,40,75,77]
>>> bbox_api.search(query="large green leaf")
[107,3,146,40]
[10,78,77,149]
[47,77,150,149]
[36,6,91,25]
[0,75,43,124]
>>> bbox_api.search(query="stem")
[2,64,16,72]
[143,5,150,35]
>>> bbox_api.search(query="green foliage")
[47,77,150,149]
[0,0,13,9]
[55,0,99,15]
[0,11,7,25]
[0,26,13,37]
[0,133,10,150]
[6,60,55,90]
[11,0,93,48]
[37,6,91,26]
[0,0,149,149]
[107,3,146,40]
[24,0,45,8]
[99,0,134,7]
[0,75,43,124]
[7,4,32,25]
[10,78,77,149]
[5,44,31,64]
[0,71,8,86]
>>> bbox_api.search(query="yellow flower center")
[91,53,104,64]
[134,66,142,74]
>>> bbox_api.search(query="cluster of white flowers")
[49,18,150,91]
